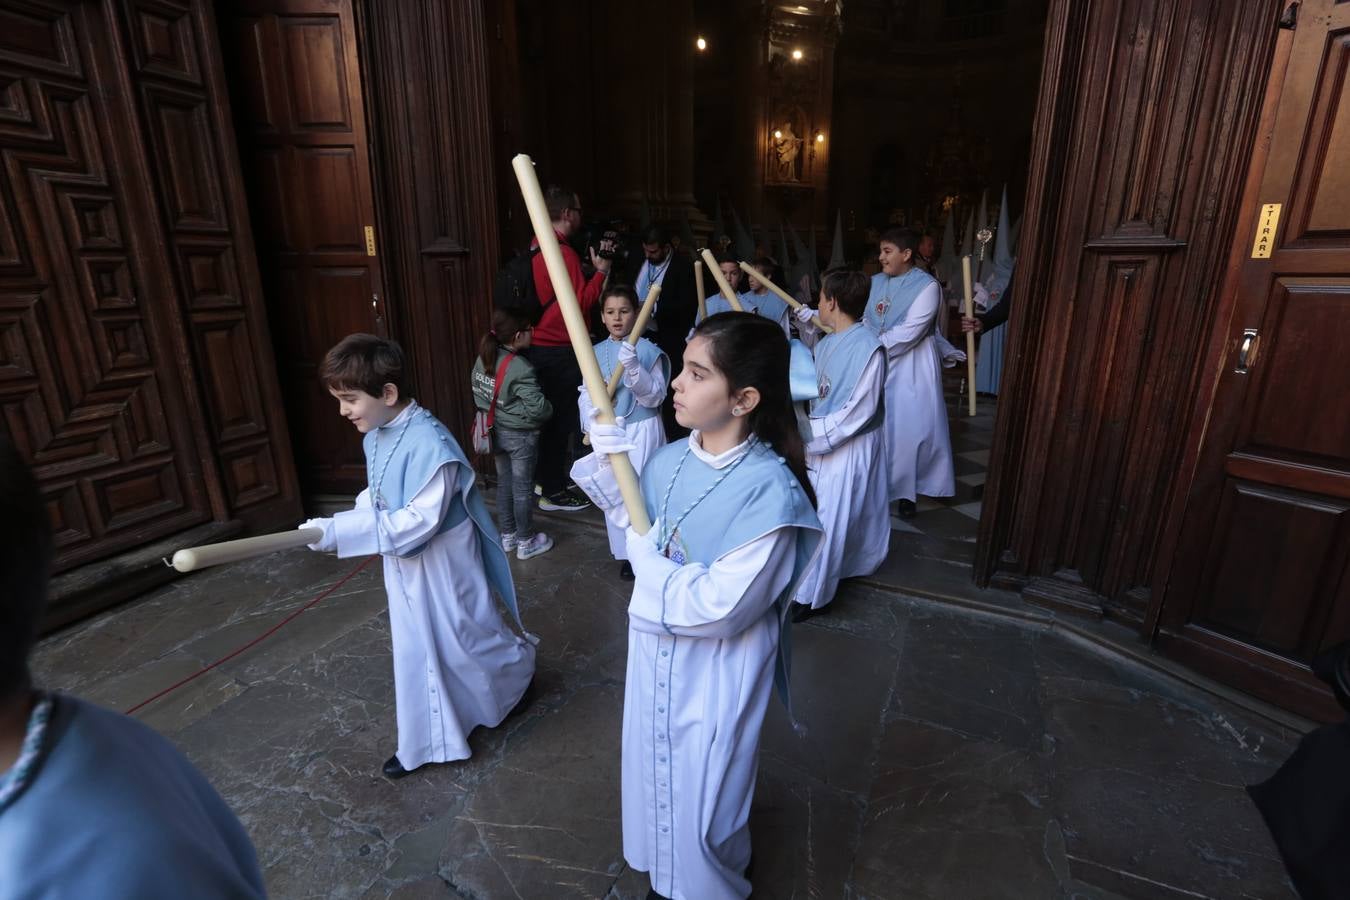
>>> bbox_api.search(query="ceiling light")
[695,36,707,51]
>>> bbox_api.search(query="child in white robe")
[301,334,536,780]
[864,227,957,516]
[792,268,891,619]
[572,312,822,900]
[579,284,669,579]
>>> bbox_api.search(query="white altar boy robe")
[571,436,820,900]
[870,277,956,501]
[794,348,890,610]
[319,409,535,770]
[580,336,669,559]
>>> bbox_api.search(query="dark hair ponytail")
[693,312,817,508]
[480,307,532,374]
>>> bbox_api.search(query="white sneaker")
[516,532,554,560]
[501,532,517,552]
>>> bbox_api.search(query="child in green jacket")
[471,309,554,559]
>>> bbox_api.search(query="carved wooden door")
[0,0,210,570]
[1157,0,1350,720]
[218,0,384,494]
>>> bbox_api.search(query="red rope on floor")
[124,556,377,716]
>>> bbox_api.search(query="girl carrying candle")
[572,312,822,900]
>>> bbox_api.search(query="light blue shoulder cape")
[639,440,822,715]
[363,405,527,634]
[592,336,669,424]
[864,268,939,333]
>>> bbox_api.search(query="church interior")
[3,0,1348,895]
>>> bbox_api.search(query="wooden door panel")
[1158,0,1350,720]
[1288,30,1350,241]
[0,6,79,77]
[0,0,208,571]
[227,16,276,131]
[220,0,382,494]
[124,0,203,88]
[277,15,350,129]
[194,315,268,442]
[1243,280,1350,464]
[142,87,228,230]
[1194,480,1350,658]
[252,149,294,248]
[296,146,363,251]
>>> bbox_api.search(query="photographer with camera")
[525,185,614,512]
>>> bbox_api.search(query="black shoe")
[382,755,412,780]
[508,678,536,719]
[792,603,828,624]
[619,561,634,581]
[897,498,917,519]
[539,491,591,512]
[646,891,670,900]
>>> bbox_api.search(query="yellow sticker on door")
[1250,204,1280,259]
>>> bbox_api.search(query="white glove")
[795,305,816,325]
[617,341,640,373]
[577,383,596,434]
[570,452,629,525]
[623,520,661,564]
[299,518,337,552]
[588,410,636,456]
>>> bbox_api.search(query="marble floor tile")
[33,519,1298,898]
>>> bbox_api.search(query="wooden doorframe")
[973,0,1098,585]
[349,0,501,441]
[1143,11,1299,639]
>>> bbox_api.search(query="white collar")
[379,400,419,430]
[688,431,751,469]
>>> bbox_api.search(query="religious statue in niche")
[773,122,803,182]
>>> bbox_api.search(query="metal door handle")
[1235,329,1258,374]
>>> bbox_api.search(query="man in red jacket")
[528,185,613,511]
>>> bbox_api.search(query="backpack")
[493,246,552,325]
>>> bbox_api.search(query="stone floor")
[31,507,1305,900]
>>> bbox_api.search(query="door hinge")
[364,225,377,257]
[1279,2,1298,30]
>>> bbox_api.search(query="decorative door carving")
[120,0,301,529]
[0,0,210,570]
